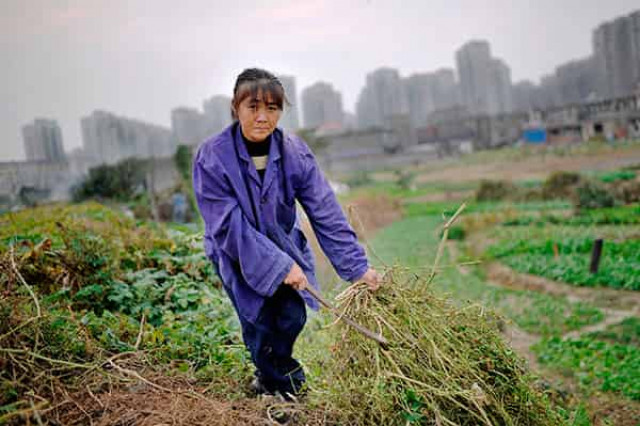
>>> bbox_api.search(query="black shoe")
[249,376,271,396]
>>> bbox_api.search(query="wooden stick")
[134,314,146,350]
[10,245,41,317]
[429,202,467,283]
[590,238,603,274]
[305,286,389,347]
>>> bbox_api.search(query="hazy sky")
[1,0,638,161]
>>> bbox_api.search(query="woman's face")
[235,91,281,142]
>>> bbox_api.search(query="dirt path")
[403,190,474,204]
[562,308,634,340]
[487,263,640,314]
[447,243,638,366]
[502,324,541,370]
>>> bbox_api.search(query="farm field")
[1,141,639,425]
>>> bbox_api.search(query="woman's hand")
[284,263,308,291]
[357,267,381,291]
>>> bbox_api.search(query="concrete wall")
[0,161,72,203]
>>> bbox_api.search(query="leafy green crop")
[487,236,640,291]
[597,170,636,183]
[534,336,640,401]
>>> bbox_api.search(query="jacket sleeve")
[193,151,294,297]
[294,142,369,283]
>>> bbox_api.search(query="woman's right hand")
[284,263,308,291]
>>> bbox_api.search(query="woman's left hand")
[357,267,381,291]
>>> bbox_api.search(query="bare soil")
[414,146,640,184]
[52,374,322,426]
[403,190,474,204]
[587,395,640,426]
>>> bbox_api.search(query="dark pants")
[226,284,307,394]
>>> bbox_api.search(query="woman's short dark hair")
[231,68,289,120]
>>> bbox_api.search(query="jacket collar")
[233,123,283,196]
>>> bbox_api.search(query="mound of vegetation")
[318,276,561,425]
[475,180,517,202]
[72,158,148,202]
[0,203,248,425]
[574,180,616,210]
[541,172,584,200]
[473,170,639,210]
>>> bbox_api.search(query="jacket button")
[261,197,267,204]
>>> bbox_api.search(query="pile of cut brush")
[312,201,561,425]
[316,273,561,425]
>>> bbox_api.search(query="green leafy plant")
[487,236,640,290]
[534,336,640,401]
[574,181,616,210]
[542,172,583,200]
[72,158,148,202]
[475,180,517,201]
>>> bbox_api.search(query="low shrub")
[614,180,640,204]
[475,180,517,201]
[542,172,583,200]
[574,180,616,210]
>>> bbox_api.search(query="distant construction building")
[81,110,175,166]
[278,75,300,131]
[22,119,66,163]
[403,69,460,129]
[593,10,640,99]
[301,82,344,129]
[202,95,232,136]
[510,10,638,112]
[171,107,208,146]
[456,40,513,115]
[512,80,541,112]
[554,56,598,104]
[356,67,408,129]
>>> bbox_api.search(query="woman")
[192,68,380,400]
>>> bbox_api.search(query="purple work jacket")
[192,122,369,323]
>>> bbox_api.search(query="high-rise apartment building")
[278,75,300,131]
[22,118,66,162]
[456,40,512,115]
[301,82,344,129]
[430,68,460,111]
[512,81,539,112]
[171,107,208,146]
[538,74,563,108]
[593,10,640,98]
[555,56,598,104]
[202,95,232,136]
[490,59,514,114]
[356,67,407,129]
[403,74,435,129]
[403,68,460,128]
[81,110,175,166]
